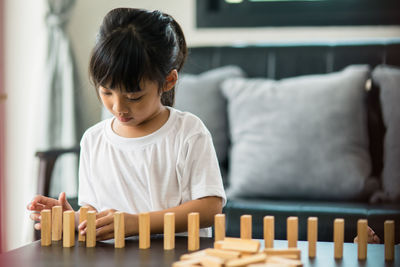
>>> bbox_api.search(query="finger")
[78,220,87,232]
[58,192,73,211]
[96,224,114,240]
[96,210,110,219]
[30,195,58,209]
[353,236,358,243]
[96,215,114,229]
[97,232,115,241]
[373,234,380,244]
[34,223,41,230]
[30,213,41,222]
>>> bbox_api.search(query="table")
[0,237,399,266]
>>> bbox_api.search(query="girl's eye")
[101,91,112,96]
[127,96,143,102]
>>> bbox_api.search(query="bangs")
[89,29,153,92]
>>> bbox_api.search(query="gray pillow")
[221,65,372,200]
[175,65,246,172]
[372,65,400,202]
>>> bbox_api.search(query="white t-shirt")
[78,107,226,237]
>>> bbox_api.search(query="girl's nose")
[112,97,129,114]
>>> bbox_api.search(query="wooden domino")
[333,218,344,259]
[287,216,298,248]
[263,215,274,249]
[214,214,226,242]
[264,248,301,260]
[63,210,75,247]
[357,219,368,260]
[164,212,175,250]
[188,212,200,251]
[384,220,395,261]
[221,237,260,253]
[114,212,125,248]
[51,206,62,241]
[225,253,266,267]
[78,206,89,242]
[40,209,51,246]
[86,210,96,248]
[139,212,150,249]
[307,217,318,258]
[241,215,252,239]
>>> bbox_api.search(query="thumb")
[58,192,72,211]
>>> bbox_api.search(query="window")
[197,0,400,27]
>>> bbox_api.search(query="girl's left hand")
[353,226,380,244]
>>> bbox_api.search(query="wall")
[4,0,400,251]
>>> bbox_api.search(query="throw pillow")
[221,65,372,200]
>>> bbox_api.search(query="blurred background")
[1,0,399,252]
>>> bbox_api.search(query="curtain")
[39,0,80,197]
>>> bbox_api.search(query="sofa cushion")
[372,65,400,202]
[221,65,372,200]
[175,65,245,177]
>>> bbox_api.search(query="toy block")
[333,218,344,259]
[221,237,260,253]
[225,253,266,267]
[114,212,125,248]
[51,206,62,241]
[172,257,202,267]
[264,248,301,260]
[63,210,75,247]
[139,212,150,249]
[188,212,200,251]
[86,210,96,247]
[384,220,395,261]
[263,215,274,249]
[40,209,51,246]
[241,215,252,239]
[214,214,226,242]
[206,248,241,260]
[214,240,224,249]
[287,216,298,248]
[266,256,303,267]
[78,206,88,242]
[307,217,318,258]
[180,249,210,260]
[357,219,368,260]
[164,212,175,250]
[200,255,225,267]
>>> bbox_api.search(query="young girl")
[27,7,226,240]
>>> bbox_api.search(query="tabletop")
[0,236,399,267]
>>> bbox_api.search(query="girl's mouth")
[118,117,133,122]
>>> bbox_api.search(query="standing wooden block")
[357,219,368,260]
[114,212,125,248]
[139,212,150,249]
[86,210,96,247]
[214,214,225,242]
[164,212,175,250]
[240,215,252,239]
[51,206,62,241]
[41,209,51,246]
[63,210,75,247]
[307,217,318,258]
[264,216,274,249]
[78,206,89,242]
[333,218,344,259]
[287,216,298,248]
[188,212,200,251]
[384,220,395,261]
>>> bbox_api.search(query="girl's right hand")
[27,192,73,230]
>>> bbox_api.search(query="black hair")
[89,8,187,106]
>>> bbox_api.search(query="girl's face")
[99,79,166,136]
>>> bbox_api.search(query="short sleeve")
[180,132,227,207]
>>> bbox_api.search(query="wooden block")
[188,212,200,251]
[63,210,75,247]
[114,212,125,248]
[266,256,303,267]
[264,248,301,260]
[240,215,252,239]
[41,209,51,246]
[214,214,225,242]
[307,217,318,258]
[86,210,96,247]
[200,255,225,267]
[384,220,395,261]
[214,240,224,249]
[164,212,175,250]
[287,216,298,248]
[139,212,150,249]
[357,219,368,260]
[263,216,274,249]
[51,206,62,241]
[180,249,210,260]
[221,237,260,253]
[226,253,266,267]
[206,248,241,260]
[333,218,344,259]
[78,206,89,242]
[172,258,202,267]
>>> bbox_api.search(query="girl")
[27,7,226,240]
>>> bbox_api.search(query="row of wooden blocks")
[40,207,396,261]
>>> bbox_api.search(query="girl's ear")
[163,69,178,92]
